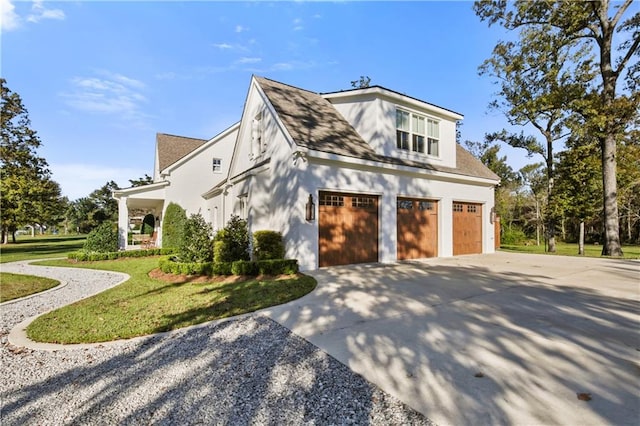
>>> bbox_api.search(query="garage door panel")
[397,198,438,260]
[453,202,482,255]
[319,192,378,267]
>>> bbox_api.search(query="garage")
[318,191,379,267]
[397,197,438,260]
[453,202,483,255]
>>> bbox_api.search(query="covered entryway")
[397,197,438,260]
[318,191,378,267]
[452,201,482,255]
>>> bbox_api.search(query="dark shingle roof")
[256,76,499,182]
[157,133,207,172]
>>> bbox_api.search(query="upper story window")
[212,158,222,173]
[396,109,439,157]
[250,111,264,158]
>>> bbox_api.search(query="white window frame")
[250,111,264,159]
[396,108,440,157]
[212,158,222,173]
[238,194,248,219]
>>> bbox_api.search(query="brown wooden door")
[397,198,438,260]
[319,192,378,267]
[453,202,482,255]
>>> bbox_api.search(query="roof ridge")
[254,75,320,96]
[156,132,207,141]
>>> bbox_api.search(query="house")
[114,76,499,270]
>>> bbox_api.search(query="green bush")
[257,259,298,275]
[212,262,233,276]
[83,222,119,253]
[253,230,285,260]
[178,213,213,263]
[231,260,259,276]
[213,215,250,262]
[69,248,175,261]
[501,226,528,245]
[159,257,212,275]
[162,202,187,249]
[142,214,155,235]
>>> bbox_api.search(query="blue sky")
[3,0,527,200]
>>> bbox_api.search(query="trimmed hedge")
[69,248,175,262]
[253,230,285,260]
[158,257,299,277]
[162,202,187,249]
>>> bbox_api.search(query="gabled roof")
[255,76,499,182]
[255,77,379,161]
[156,133,207,172]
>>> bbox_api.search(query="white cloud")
[50,163,148,200]
[270,60,315,72]
[293,18,303,31]
[26,0,65,24]
[235,24,247,33]
[1,0,21,31]
[213,42,233,50]
[61,71,150,127]
[235,57,261,64]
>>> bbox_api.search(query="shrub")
[501,226,528,245]
[178,213,213,263]
[231,260,259,276]
[253,230,285,260]
[83,222,119,253]
[257,259,298,275]
[162,203,187,249]
[159,257,212,275]
[141,214,155,235]
[213,215,250,262]
[69,248,175,261]
[212,262,233,276]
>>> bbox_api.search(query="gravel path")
[0,260,434,425]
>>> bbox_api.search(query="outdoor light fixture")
[490,207,496,224]
[305,193,315,221]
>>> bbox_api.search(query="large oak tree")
[475,0,639,256]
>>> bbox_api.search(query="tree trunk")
[535,198,540,246]
[1,228,6,244]
[598,5,623,257]
[579,221,585,255]
[546,134,556,253]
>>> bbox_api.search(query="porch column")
[117,196,129,250]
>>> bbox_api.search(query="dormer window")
[396,108,440,157]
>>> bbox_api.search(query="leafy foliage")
[141,214,155,235]
[213,215,250,262]
[350,75,371,88]
[162,202,187,249]
[178,213,213,263]
[128,174,154,187]
[253,230,285,260]
[83,222,119,253]
[1,78,64,243]
[474,0,639,256]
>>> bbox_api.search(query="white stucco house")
[114,76,499,270]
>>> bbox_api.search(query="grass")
[0,272,60,302]
[500,242,640,259]
[0,235,86,263]
[27,257,317,344]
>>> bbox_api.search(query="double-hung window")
[396,110,410,150]
[212,158,222,173]
[427,118,439,156]
[396,109,439,157]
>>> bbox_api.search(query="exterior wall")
[162,128,237,221]
[329,94,458,169]
[277,159,495,271]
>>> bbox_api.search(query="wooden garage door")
[397,198,438,260]
[319,192,379,267]
[453,202,482,255]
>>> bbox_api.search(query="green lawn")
[28,257,317,344]
[500,242,640,259]
[0,272,60,302]
[0,235,86,263]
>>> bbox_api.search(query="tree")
[350,76,371,89]
[87,180,120,224]
[129,174,153,187]
[474,0,639,256]
[464,139,521,231]
[1,78,64,243]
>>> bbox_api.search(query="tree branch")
[611,0,633,28]
[616,36,640,75]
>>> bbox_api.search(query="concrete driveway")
[262,252,640,425]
